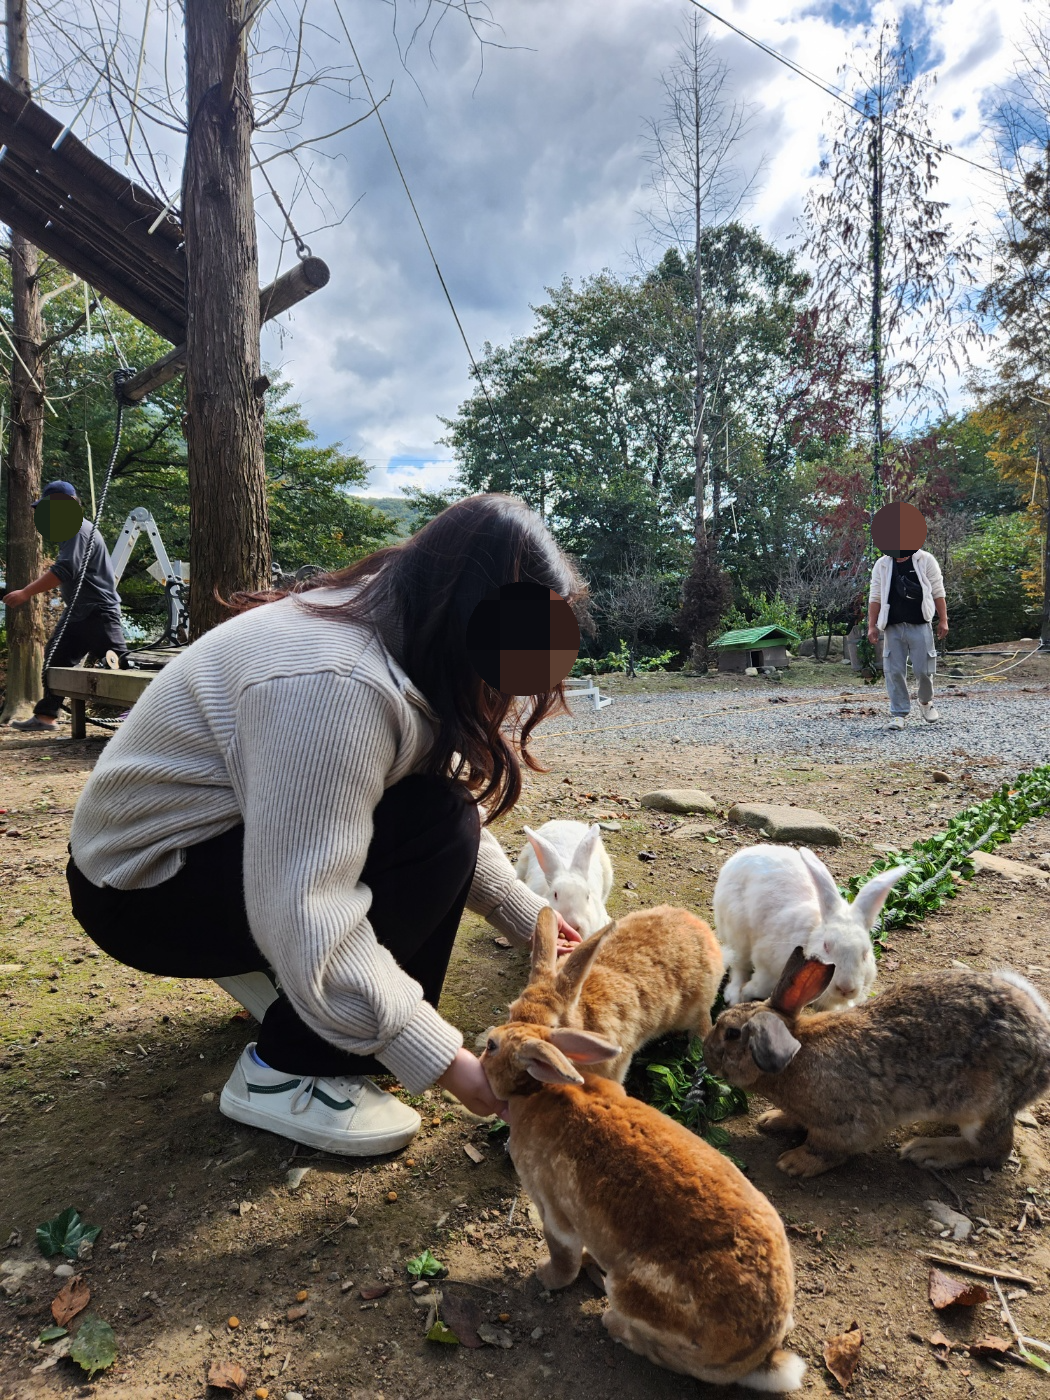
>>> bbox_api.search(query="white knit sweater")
[69,587,549,1094]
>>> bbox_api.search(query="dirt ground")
[2,667,1050,1400]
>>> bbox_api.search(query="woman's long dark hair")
[226,494,594,823]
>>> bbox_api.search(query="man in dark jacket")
[3,481,129,732]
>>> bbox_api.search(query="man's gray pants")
[882,622,936,715]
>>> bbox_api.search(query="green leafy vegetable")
[406,1248,445,1279]
[37,1325,68,1343]
[426,1319,459,1344]
[845,764,1050,936]
[69,1315,117,1378]
[631,1033,748,1160]
[35,1208,102,1260]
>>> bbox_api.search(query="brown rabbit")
[511,904,723,1084]
[704,946,1050,1179]
[480,1018,805,1391]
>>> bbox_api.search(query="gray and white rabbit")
[713,845,908,1010]
[705,946,1050,1177]
[515,820,614,937]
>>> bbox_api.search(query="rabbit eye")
[486,1037,499,1054]
[724,1027,742,1042]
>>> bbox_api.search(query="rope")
[257,161,311,259]
[41,368,136,691]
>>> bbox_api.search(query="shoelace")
[288,1077,365,1116]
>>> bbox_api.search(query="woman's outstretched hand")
[554,910,582,958]
[436,1047,508,1119]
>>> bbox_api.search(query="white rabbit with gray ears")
[714,845,909,1011]
[515,820,614,937]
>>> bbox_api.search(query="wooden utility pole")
[1,0,46,722]
[183,0,270,638]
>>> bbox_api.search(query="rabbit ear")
[548,1027,621,1063]
[850,864,910,930]
[798,848,844,922]
[555,919,615,1005]
[569,824,602,874]
[530,906,559,982]
[525,827,565,881]
[744,1011,802,1074]
[520,1039,585,1085]
[769,946,836,1017]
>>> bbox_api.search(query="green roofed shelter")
[711,624,801,673]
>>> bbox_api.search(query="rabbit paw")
[756,1109,805,1138]
[777,1145,840,1178]
[537,1255,581,1290]
[900,1135,978,1170]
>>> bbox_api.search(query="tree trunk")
[1039,442,1050,652]
[2,0,46,723]
[693,215,707,550]
[183,0,270,638]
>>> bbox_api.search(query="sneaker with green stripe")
[219,1043,420,1155]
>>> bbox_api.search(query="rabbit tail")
[996,968,1050,1024]
[728,1349,807,1393]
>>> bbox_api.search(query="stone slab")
[640,789,718,814]
[727,802,842,845]
[971,851,1050,884]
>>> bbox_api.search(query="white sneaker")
[215,971,280,1022]
[888,716,906,730]
[219,1043,421,1155]
[918,702,940,723]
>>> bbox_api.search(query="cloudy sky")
[37,0,1037,497]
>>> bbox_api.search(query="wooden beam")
[0,185,187,342]
[46,666,154,706]
[120,256,330,402]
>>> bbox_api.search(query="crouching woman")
[65,495,587,1155]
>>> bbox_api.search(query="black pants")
[66,773,482,1077]
[37,609,129,718]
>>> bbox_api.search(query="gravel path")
[536,681,1050,770]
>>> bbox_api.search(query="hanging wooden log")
[120,256,330,403]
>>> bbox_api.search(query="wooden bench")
[563,675,612,711]
[45,666,154,739]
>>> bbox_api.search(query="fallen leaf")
[359,1286,390,1300]
[38,1325,68,1343]
[463,1144,484,1164]
[928,1331,956,1365]
[440,1293,486,1348]
[36,1207,102,1260]
[51,1275,91,1326]
[824,1322,863,1390]
[208,1359,248,1391]
[426,1319,459,1344]
[929,1268,991,1310]
[970,1336,1014,1359]
[69,1314,117,1378]
[492,937,511,948]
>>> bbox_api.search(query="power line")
[332,2,522,474]
[685,0,1020,188]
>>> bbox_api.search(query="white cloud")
[107,0,1032,495]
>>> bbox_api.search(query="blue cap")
[32,480,78,508]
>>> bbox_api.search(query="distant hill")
[355,495,418,539]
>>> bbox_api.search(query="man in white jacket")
[867,545,949,729]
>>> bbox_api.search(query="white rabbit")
[515,820,615,937]
[713,845,909,1011]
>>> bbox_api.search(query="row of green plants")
[635,764,1050,1152]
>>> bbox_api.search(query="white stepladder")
[563,675,612,711]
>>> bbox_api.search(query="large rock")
[727,803,842,846]
[799,635,845,659]
[971,851,1050,885]
[641,789,718,814]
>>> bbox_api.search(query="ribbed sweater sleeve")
[227,671,463,1094]
[468,825,547,947]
